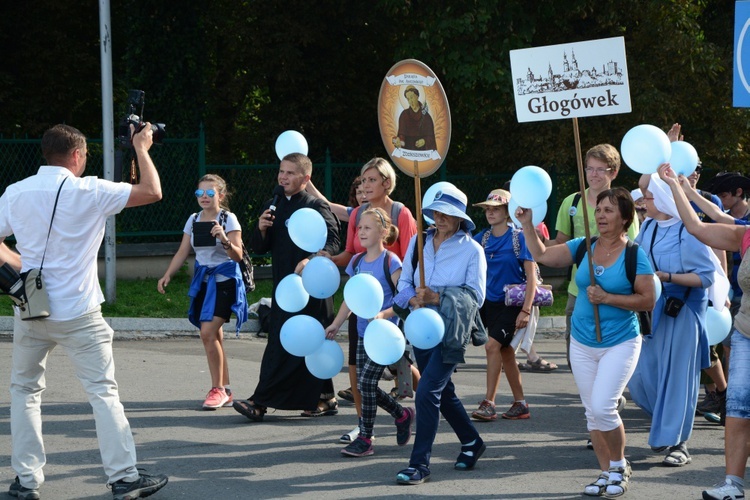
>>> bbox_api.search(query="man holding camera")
[0,124,168,499]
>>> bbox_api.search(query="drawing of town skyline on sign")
[515,46,625,95]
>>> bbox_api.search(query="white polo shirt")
[0,166,131,320]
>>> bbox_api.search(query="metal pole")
[99,0,116,303]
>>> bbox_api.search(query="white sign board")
[510,37,631,123]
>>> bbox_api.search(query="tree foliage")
[1,0,747,175]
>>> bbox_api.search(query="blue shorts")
[727,329,750,420]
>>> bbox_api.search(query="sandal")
[604,461,631,497]
[583,472,609,496]
[396,466,430,485]
[300,398,339,417]
[454,437,486,470]
[232,400,266,422]
[662,444,691,467]
[527,358,558,371]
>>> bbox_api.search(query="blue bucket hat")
[422,185,475,232]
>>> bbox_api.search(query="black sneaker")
[341,436,374,457]
[697,391,720,414]
[109,472,168,500]
[395,407,415,446]
[8,477,40,500]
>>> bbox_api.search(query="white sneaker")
[702,478,745,500]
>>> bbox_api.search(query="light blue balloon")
[275,273,309,313]
[364,319,406,366]
[301,256,341,299]
[653,274,662,303]
[275,130,308,161]
[280,314,325,357]
[305,340,344,379]
[510,166,552,209]
[669,141,699,176]
[344,274,384,319]
[509,198,547,226]
[288,208,327,253]
[421,181,457,225]
[620,124,671,175]
[705,307,732,345]
[404,308,445,349]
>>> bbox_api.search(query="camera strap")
[39,177,68,274]
[647,220,690,301]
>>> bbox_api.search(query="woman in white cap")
[470,188,534,422]
[393,185,487,485]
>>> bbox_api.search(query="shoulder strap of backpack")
[624,240,638,290]
[574,236,598,268]
[390,202,404,227]
[383,250,397,295]
[569,192,582,237]
[354,202,371,227]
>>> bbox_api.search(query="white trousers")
[570,335,642,432]
[10,308,138,489]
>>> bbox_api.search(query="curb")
[0,315,566,340]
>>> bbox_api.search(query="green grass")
[0,267,568,317]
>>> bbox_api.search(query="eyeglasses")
[195,189,216,198]
[585,167,614,174]
[693,166,703,174]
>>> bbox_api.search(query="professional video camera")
[117,89,166,148]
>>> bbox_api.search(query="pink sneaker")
[202,387,229,410]
[223,388,234,407]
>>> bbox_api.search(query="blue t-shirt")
[566,238,653,348]
[474,227,534,302]
[346,250,402,337]
[690,191,724,223]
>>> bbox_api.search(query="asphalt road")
[0,336,728,499]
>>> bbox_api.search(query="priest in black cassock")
[234,153,341,421]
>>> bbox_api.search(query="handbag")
[503,283,554,307]
[480,228,554,308]
[18,177,67,321]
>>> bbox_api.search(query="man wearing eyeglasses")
[545,144,640,368]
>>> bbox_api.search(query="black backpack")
[573,235,651,335]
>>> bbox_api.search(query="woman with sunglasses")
[157,174,248,410]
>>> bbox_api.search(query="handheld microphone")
[269,185,285,217]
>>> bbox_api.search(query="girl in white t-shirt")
[157,174,247,410]
[324,207,414,458]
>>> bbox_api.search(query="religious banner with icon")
[377,59,451,178]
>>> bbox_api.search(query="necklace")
[598,239,624,257]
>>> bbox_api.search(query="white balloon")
[301,256,341,299]
[275,273,309,313]
[363,319,406,366]
[653,274,662,303]
[275,130,308,161]
[280,315,325,357]
[509,199,547,227]
[344,274,384,319]
[510,166,552,209]
[288,207,327,253]
[620,124,671,175]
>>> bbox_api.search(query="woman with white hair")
[393,185,487,485]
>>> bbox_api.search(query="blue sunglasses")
[195,189,216,198]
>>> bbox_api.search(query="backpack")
[573,234,651,335]
[351,250,398,296]
[354,201,405,229]
[193,210,256,294]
